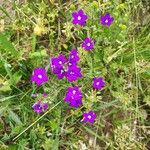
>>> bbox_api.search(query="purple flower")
[50,55,67,79]
[55,69,66,80]
[32,101,49,113]
[51,55,67,73]
[72,9,88,26]
[100,13,114,26]
[82,38,94,51]
[92,77,105,90]
[65,65,82,82]
[50,50,82,82]
[42,102,49,110]
[82,111,96,123]
[43,92,48,97]
[64,86,82,108]
[69,49,80,64]
[31,67,48,86]
[32,101,43,113]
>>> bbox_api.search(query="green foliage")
[0,0,149,149]
[0,33,18,58]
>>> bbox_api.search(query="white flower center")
[60,70,64,74]
[70,72,74,75]
[96,82,100,85]
[68,62,72,66]
[88,115,91,119]
[87,43,91,46]
[59,61,62,65]
[71,55,74,58]
[72,90,76,94]
[38,74,42,79]
[77,16,81,20]
[105,19,108,23]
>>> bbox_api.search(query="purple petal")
[43,103,49,110]
[78,9,84,15]
[72,19,79,25]
[72,12,78,18]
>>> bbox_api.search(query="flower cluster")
[64,86,82,108]
[72,9,114,27]
[71,9,109,123]
[30,8,112,124]
[32,101,49,113]
[50,49,82,82]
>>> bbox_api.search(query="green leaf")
[0,78,11,92]
[12,71,22,85]
[50,120,58,131]
[18,139,28,150]
[29,50,47,58]
[7,145,18,150]
[1,133,10,142]
[0,33,18,57]
[42,139,53,150]
[4,62,13,82]
[8,110,22,125]
[52,138,59,150]
[0,83,11,92]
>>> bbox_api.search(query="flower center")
[70,71,74,75]
[88,115,91,119]
[77,16,81,20]
[60,70,64,74]
[96,82,100,85]
[87,43,91,46]
[59,61,62,65]
[105,19,108,23]
[72,90,76,94]
[38,74,42,79]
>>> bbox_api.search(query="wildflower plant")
[50,50,82,82]
[30,7,109,125]
[64,86,82,108]
[1,1,149,149]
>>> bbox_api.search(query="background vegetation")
[0,0,150,149]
